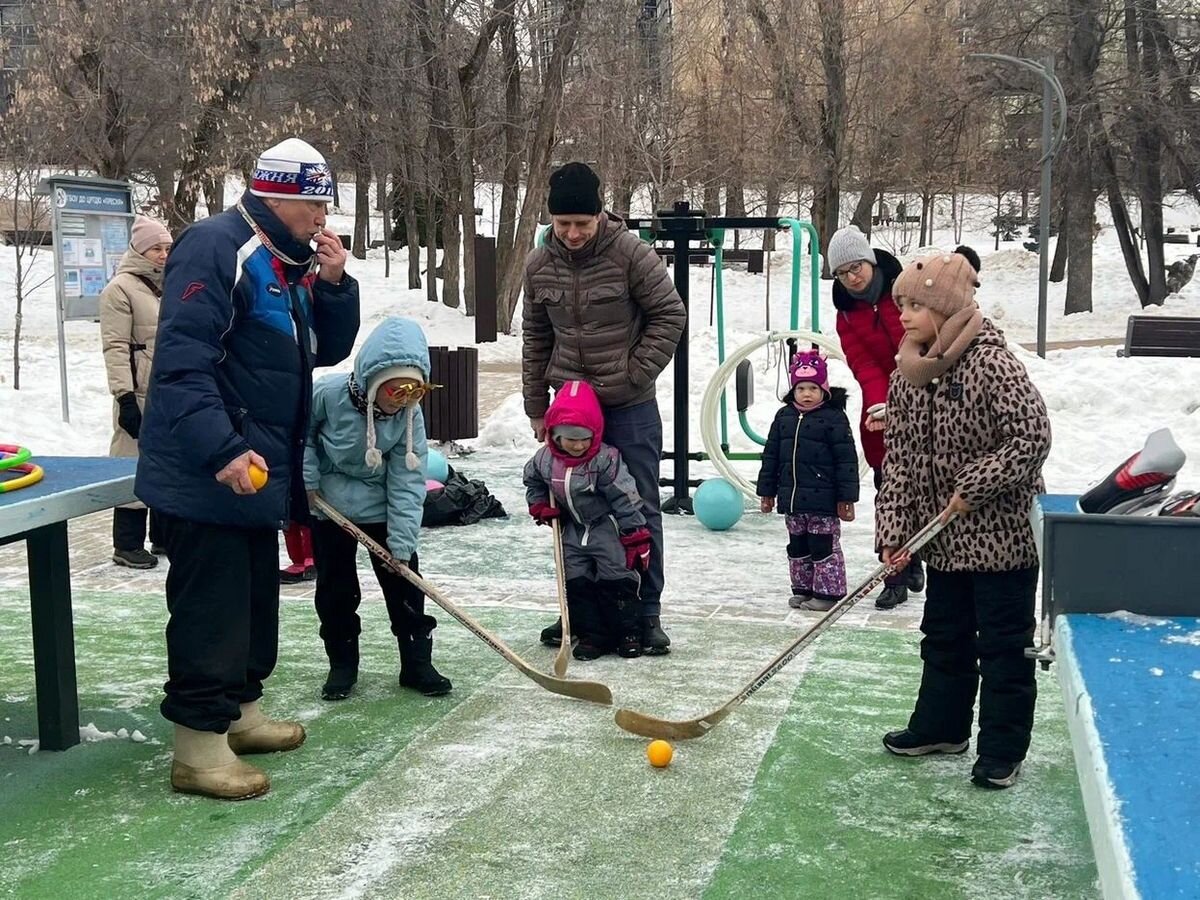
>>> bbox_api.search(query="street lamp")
[970,53,1067,359]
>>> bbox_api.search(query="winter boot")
[883,728,969,757]
[799,596,837,612]
[789,592,811,609]
[398,634,452,696]
[906,557,925,594]
[321,638,359,701]
[540,617,563,647]
[612,582,643,659]
[226,701,306,755]
[641,616,671,655]
[113,548,158,569]
[971,756,1022,789]
[279,563,308,585]
[171,725,270,801]
[875,584,908,610]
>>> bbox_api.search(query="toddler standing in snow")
[876,250,1051,790]
[523,380,652,660]
[756,350,859,611]
[304,317,452,701]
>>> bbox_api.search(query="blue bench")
[0,457,136,750]
[1057,614,1200,898]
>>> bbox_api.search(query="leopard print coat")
[876,319,1051,572]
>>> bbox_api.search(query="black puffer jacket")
[756,388,860,515]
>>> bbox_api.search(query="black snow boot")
[875,584,908,610]
[398,634,452,696]
[540,617,563,647]
[641,616,671,655]
[321,638,359,701]
[906,556,925,594]
[113,547,158,569]
[611,582,642,659]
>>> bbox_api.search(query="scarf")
[895,306,984,387]
[847,267,885,306]
[792,396,826,414]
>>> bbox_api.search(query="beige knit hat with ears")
[892,252,981,317]
[364,365,426,471]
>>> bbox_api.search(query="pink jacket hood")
[544,380,605,463]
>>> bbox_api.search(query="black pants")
[602,400,664,615]
[113,506,164,551]
[158,513,280,732]
[310,518,433,645]
[908,565,1039,762]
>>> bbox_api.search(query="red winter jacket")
[833,249,904,470]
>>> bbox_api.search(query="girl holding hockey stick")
[876,250,1051,790]
[756,349,859,612]
[303,317,452,701]
[524,380,652,661]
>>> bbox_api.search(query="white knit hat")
[826,225,877,273]
[364,365,426,472]
[250,138,335,203]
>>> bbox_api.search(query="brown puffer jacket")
[99,248,162,459]
[876,319,1052,572]
[522,214,686,417]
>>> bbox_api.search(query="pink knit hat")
[130,216,172,255]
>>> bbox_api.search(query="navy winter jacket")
[135,192,360,527]
[756,387,861,516]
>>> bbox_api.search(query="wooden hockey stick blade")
[313,495,613,706]
[550,501,571,677]
[614,516,952,739]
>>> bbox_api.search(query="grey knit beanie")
[826,226,877,273]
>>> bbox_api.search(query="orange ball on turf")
[647,739,673,768]
[248,464,269,490]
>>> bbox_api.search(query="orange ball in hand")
[248,464,268,490]
[647,739,673,768]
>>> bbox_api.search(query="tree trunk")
[496,6,521,285]
[353,158,370,260]
[1050,201,1069,284]
[404,173,422,290]
[850,184,880,236]
[1100,138,1151,306]
[764,178,781,251]
[425,184,439,303]
[496,0,588,333]
[203,176,224,215]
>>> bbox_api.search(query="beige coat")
[99,249,162,459]
[522,214,686,417]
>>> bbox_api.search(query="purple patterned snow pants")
[785,513,847,601]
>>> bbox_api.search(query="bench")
[1119,314,1200,358]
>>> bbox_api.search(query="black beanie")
[547,162,602,215]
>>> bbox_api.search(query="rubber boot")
[398,634,452,696]
[226,701,306,754]
[322,637,359,701]
[170,725,270,800]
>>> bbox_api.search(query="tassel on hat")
[364,365,427,471]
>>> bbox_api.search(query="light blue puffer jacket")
[304,317,430,561]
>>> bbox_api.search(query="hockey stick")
[548,495,572,677]
[313,495,613,707]
[614,515,953,739]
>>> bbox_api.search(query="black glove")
[117,393,142,440]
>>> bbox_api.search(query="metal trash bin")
[421,346,478,441]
